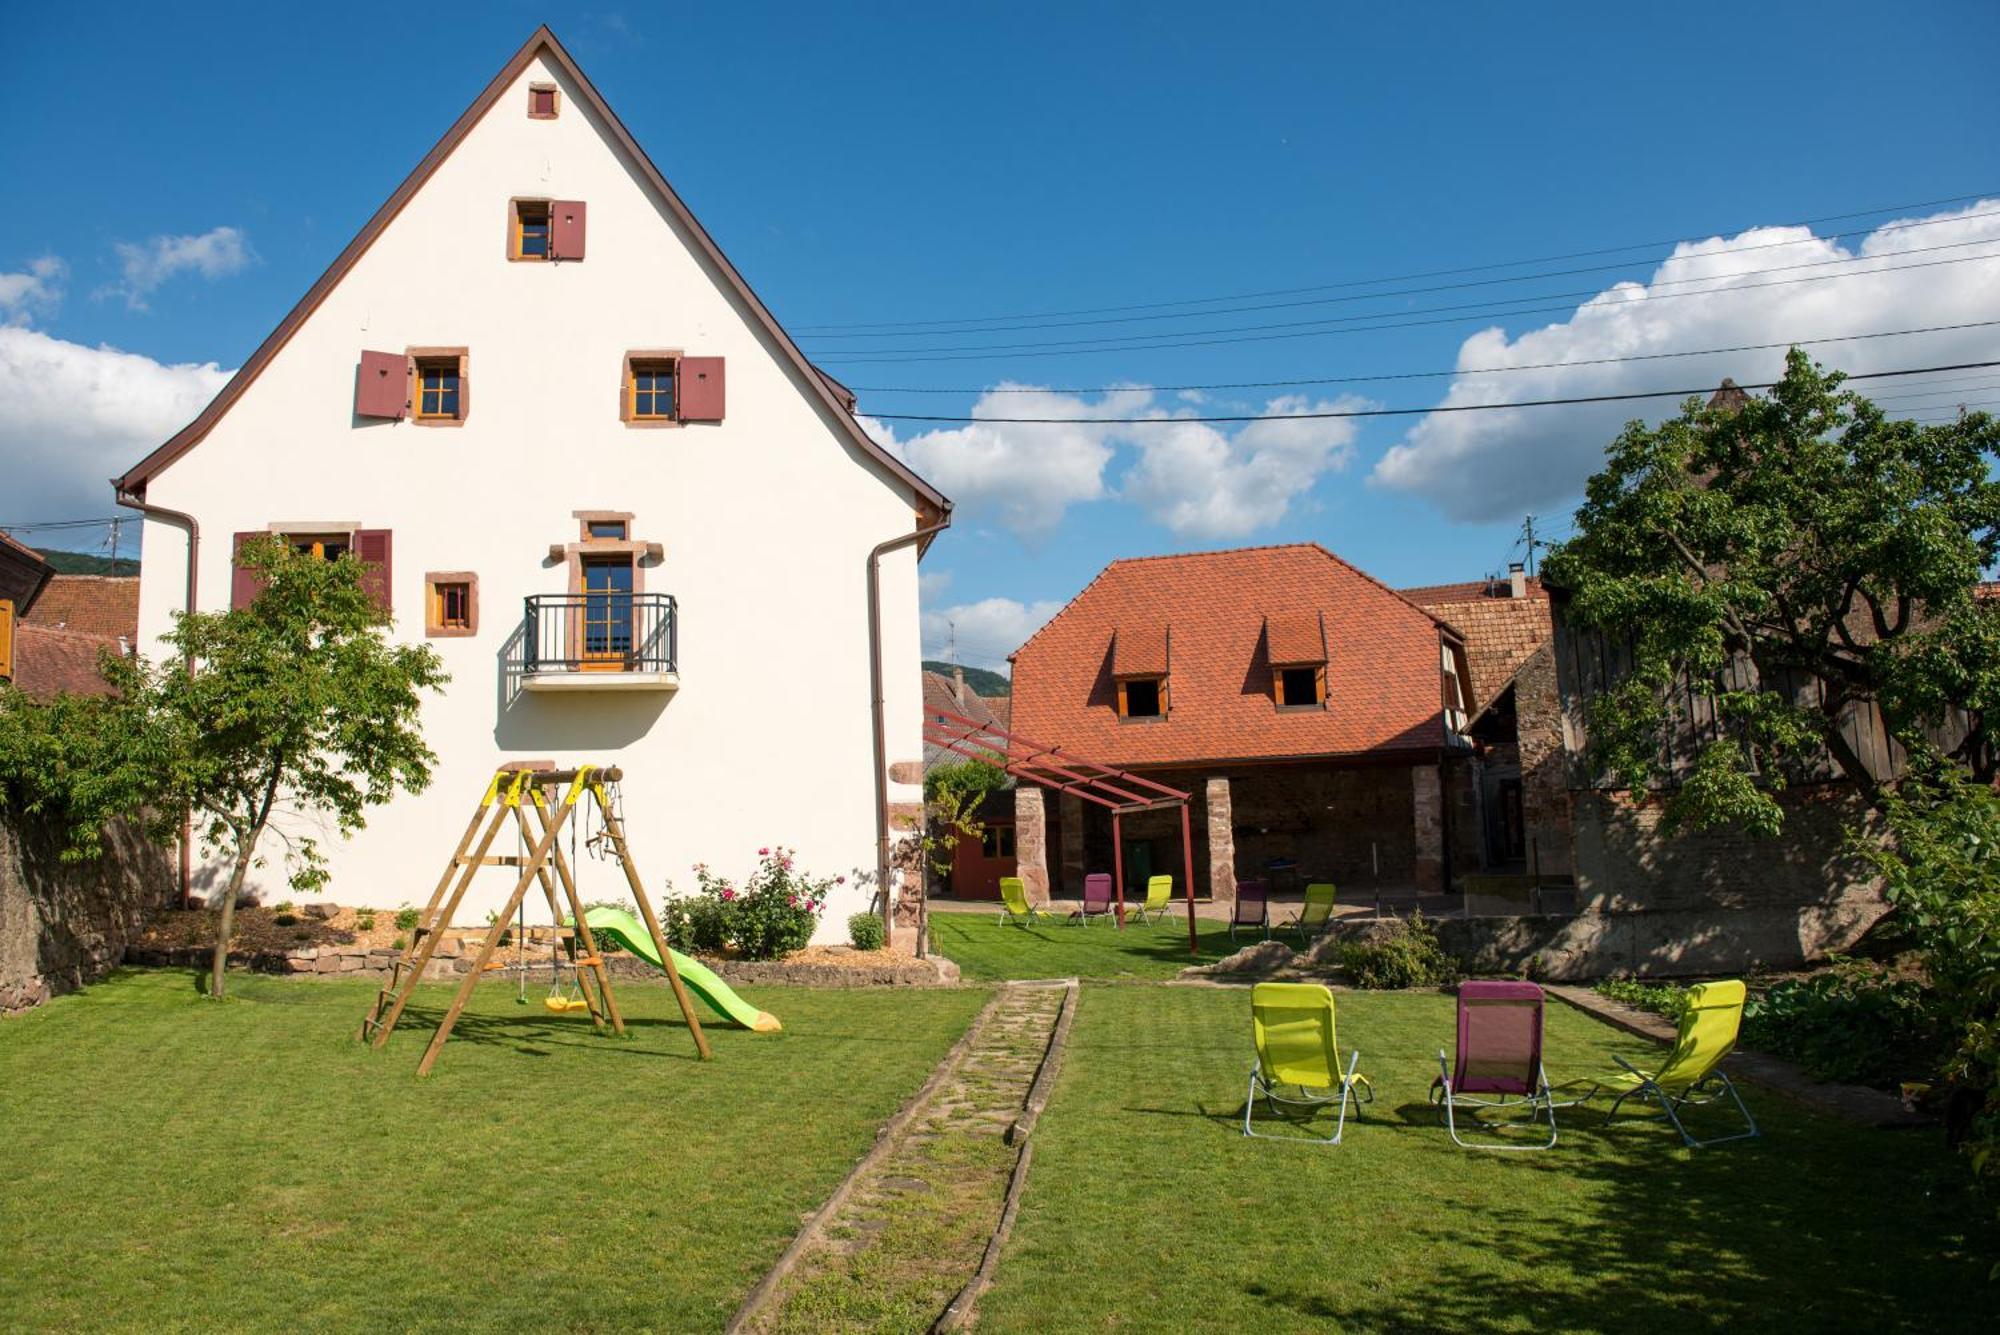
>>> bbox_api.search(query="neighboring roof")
[1010,544,1458,769]
[20,575,139,640]
[7,624,121,698]
[0,531,53,615]
[923,670,1002,769]
[1404,576,1552,713]
[113,26,948,526]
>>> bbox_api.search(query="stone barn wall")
[1,809,176,1012]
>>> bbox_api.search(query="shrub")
[392,934,407,950]
[1594,978,1691,1023]
[355,911,376,932]
[272,912,300,927]
[1742,959,1936,1087]
[1338,911,1460,989]
[848,912,886,952]
[660,848,837,961]
[273,901,295,915]
[394,905,419,932]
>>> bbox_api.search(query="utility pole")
[1518,514,1541,577]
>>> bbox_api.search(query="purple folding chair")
[1230,880,1270,941]
[1430,980,1559,1150]
[1071,872,1116,925]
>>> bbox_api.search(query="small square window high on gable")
[527,83,559,119]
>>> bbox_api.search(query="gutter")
[867,516,951,953]
[113,483,198,909]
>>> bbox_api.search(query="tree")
[1543,350,2000,834]
[158,536,447,997]
[921,758,1009,880]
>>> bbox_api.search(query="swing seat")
[544,996,591,1014]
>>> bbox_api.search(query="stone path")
[730,981,1074,1334]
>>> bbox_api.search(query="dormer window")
[1112,623,1170,721]
[1265,610,1327,711]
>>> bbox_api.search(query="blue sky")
[3,2,1998,669]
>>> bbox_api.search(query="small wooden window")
[587,520,627,540]
[425,572,478,637]
[512,200,551,260]
[1118,676,1167,720]
[630,359,676,420]
[291,534,350,562]
[414,357,462,420]
[981,826,1016,859]
[1278,665,1324,708]
[0,598,14,682]
[527,83,559,118]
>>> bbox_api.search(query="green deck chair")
[1244,982,1373,1144]
[1599,979,1759,1148]
[1130,875,1175,925]
[1288,882,1339,943]
[998,876,1045,927]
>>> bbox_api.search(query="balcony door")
[581,554,634,669]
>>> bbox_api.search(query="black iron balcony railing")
[522,593,677,675]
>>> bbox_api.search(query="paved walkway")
[731,981,1073,1333]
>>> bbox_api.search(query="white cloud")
[920,596,1065,672]
[875,385,1365,540]
[0,326,232,519]
[918,567,953,600]
[101,226,258,310]
[1120,393,1365,539]
[0,256,66,325]
[1370,199,2000,521]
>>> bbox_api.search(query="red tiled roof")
[1405,576,1552,712]
[9,624,121,698]
[1011,544,1454,768]
[20,575,139,641]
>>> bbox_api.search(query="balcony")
[518,593,678,692]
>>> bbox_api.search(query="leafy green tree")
[1543,350,2000,833]
[159,536,447,997]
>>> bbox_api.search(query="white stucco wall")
[132,54,931,940]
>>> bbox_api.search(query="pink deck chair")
[1430,980,1559,1150]
[1230,879,1270,941]
[1071,872,1117,925]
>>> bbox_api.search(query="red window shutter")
[231,532,267,610]
[680,356,725,421]
[356,350,407,419]
[551,200,587,260]
[354,529,393,615]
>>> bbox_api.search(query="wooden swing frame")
[357,761,710,1074]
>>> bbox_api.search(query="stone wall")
[1,809,177,1012]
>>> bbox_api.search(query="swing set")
[357,762,710,1075]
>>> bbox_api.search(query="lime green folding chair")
[1598,979,1759,1148]
[998,876,1045,927]
[1244,982,1373,1144]
[1288,882,1339,944]
[1130,875,1175,925]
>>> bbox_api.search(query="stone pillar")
[1205,776,1236,903]
[1413,764,1444,894]
[1059,793,1086,899]
[1014,786,1050,905]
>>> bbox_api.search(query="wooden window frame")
[1273,663,1327,711]
[508,198,553,262]
[408,347,468,427]
[621,351,684,428]
[425,571,479,638]
[285,531,353,561]
[526,82,560,119]
[1115,674,1169,722]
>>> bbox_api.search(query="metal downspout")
[868,518,950,952]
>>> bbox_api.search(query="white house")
[115,28,948,940]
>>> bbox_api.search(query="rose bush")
[660,847,835,961]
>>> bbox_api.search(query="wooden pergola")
[923,708,1200,953]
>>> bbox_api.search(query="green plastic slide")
[582,906,782,1033]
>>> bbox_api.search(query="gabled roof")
[21,575,139,640]
[113,26,948,523]
[1404,575,1551,713]
[1010,543,1461,769]
[0,531,54,615]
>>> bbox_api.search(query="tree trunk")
[210,842,256,999]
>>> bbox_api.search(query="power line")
[793,189,2000,333]
[864,359,2000,425]
[821,249,2000,363]
[0,517,124,532]
[840,320,2000,396]
[801,213,2000,342]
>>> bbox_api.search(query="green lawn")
[930,909,1249,980]
[976,985,1994,1334]
[0,969,987,1332]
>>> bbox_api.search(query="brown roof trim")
[114,26,949,519]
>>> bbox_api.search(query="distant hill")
[922,660,1010,697]
[33,549,139,577]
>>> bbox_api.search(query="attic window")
[513,200,551,259]
[1119,677,1166,720]
[527,83,559,119]
[1279,666,1324,708]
